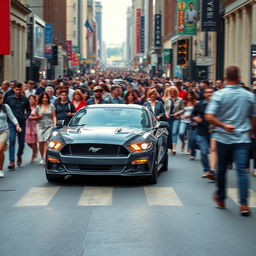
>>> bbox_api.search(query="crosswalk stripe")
[228,188,256,207]
[15,187,59,207]
[78,187,113,206]
[144,187,183,206]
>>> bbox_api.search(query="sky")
[100,0,132,46]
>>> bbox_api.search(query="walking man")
[6,82,31,169]
[191,86,215,180]
[205,66,256,216]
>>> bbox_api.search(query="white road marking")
[228,188,256,207]
[144,187,183,206]
[78,187,113,206]
[15,187,59,207]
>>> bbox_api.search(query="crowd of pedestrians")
[0,66,256,216]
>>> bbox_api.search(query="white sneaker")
[0,171,4,178]
[39,159,45,165]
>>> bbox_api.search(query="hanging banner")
[154,14,162,48]
[71,52,77,66]
[45,24,53,59]
[136,9,141,54]
[163,49,173,64]
[201,0,219,31]
[251,44,256,85]
[0,0,10,55]
[66,40,72,60]
[177,0,197,35]
[140,16,145,53]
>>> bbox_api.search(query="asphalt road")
[1,145,256,256]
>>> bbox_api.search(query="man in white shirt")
[185,2,197,25]
[25,81,36,97]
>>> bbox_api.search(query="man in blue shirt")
[205,66,256,216]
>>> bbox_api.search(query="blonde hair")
[163,86,179,101]
[163,88,171,101]
[169,86,179,95]
[147,88,158,98]
[72,89,85,101]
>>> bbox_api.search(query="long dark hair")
[184,91,197,106]
[125,91,137,104]
[38,92,50,105]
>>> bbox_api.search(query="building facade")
[222,0,256,85]
[0,0,31,83]
[95,1,103,65]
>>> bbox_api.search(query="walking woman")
[165,86,184,154]
[0,91,21,177]
[143,89,165,121]
[25,95,38,163]
[55,89,76,126]
[71,89,87,112]
[179,91,197,154]
[35,93,56,165]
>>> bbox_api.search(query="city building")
[222,0,256,86]
[95,1,103,66]
[0,0,31,82]
[66,0,88,74]
[43,0,67,78]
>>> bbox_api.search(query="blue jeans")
[188,127,197,157]
[179,122,189,144]
[168,117,180,144]
[216,142,250,205]
[196,135,210,173]
[9,122,26,162]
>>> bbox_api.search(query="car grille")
[61,144,129,156]
[64,164,125,173]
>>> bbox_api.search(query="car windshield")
[69,107,151,129]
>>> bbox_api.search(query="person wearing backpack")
[54,89,76,127]
[0,91,21,177]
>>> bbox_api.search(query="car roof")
[86,104,147,110]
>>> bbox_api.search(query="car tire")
[46,173,64,183]
[148,156,158,184]
[160,150,169,172]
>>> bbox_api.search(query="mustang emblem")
[89,147,103,153]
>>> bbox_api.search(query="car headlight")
[128,142,153,152]
[47,140,64,151]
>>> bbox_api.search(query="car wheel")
[148,156,158,184]
[46,173,64,183]
[160,150,169,172]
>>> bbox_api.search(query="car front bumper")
[45,149,155,177]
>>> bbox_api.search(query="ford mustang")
[45,104,169,184]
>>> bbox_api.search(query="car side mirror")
[158,121,169,128]
[57,120,65,127]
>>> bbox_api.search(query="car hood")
[56,126,151,145]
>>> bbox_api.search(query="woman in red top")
[72,90,87,111]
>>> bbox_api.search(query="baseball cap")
[93,85,103,91]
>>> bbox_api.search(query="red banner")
[66,40,72,60]
[136,9,141,54]
[0,0,10,55]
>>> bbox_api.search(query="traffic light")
[52,45,58,66]
[177,39,189,66]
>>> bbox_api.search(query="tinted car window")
[69,108,151,128]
